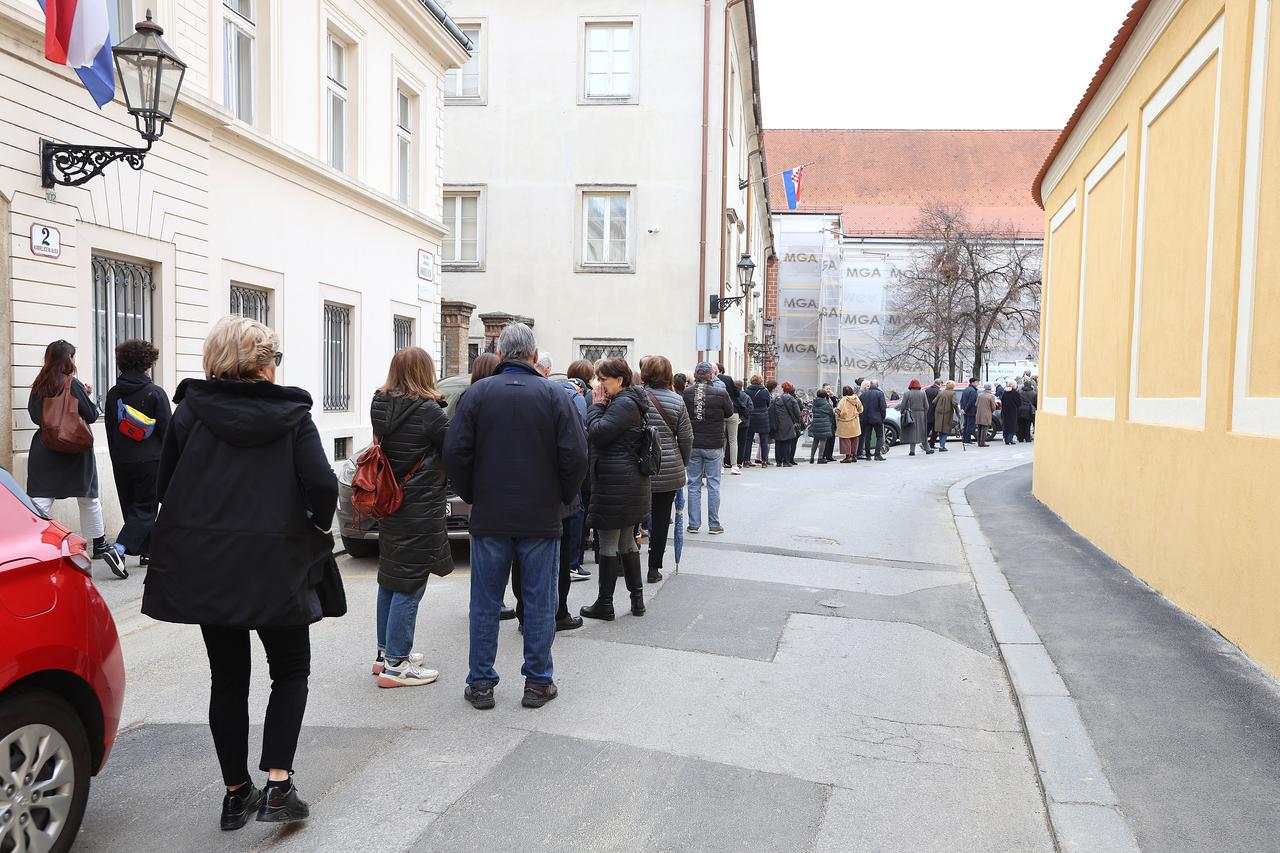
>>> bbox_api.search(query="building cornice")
[375,0,472,68]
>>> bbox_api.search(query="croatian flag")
[38,0,115,108]
[782,165,805,210]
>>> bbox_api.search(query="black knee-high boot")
[621,551,645,616]
[580,555,619,621]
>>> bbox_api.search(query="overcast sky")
[755,0,1131,130]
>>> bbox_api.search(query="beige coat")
[835,394,864,438]
[976,391,997,426]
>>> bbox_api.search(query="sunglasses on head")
[274,352,283,366]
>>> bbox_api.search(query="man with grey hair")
[444,323,588,710]
[858,379,887,461]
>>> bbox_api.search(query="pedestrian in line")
[1000,383,1022,445]
[683,361,735,530]
[104,338,171,571]
[674,372,688,394]
[960,377,980,444]
[27,340,127,578]
[925,378,942,449]
[808,388,837,463]
[717,363,745,476]
[369,347,451,688]
[976,383,997,448]
[934,380,959,452]
[854,378,869,456]
[144,316,337,828]
[464,353,518,622]
[444,323,588,710]
[577,357,655,621]
[859,380,888,461]
[889,388,901,402]
[566,358,597,578]
[818,383,837,461]
[743,375,772,467]
[835,385,864,463]
[898,379,932,456]
[640,356,692,583]
[1018,381,1037,443]
[769,381,804,467]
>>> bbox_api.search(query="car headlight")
[338,459,356,487]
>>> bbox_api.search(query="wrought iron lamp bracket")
[41,138,153,188]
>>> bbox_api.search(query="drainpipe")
[719,0,744,370]
[697,0,712,361]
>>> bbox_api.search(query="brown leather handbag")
[41,377,94,454]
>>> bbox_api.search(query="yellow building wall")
[1034,0,1280,676]
[1046,206,1082,397]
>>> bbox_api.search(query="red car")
[0,467,125,853]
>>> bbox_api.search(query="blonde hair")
[379,346,444,400]
[946,380,956,389]
[203,315,279,381]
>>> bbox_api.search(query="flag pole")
[739,161,817,192]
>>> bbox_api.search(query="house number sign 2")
[30,223,61,259]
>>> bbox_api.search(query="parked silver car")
[336,374,471,557]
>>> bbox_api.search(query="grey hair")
[860,381,871,391]
[535,351,553,373]
[869,379,880,388]
[984,383,993,391]
[497,323,537,363]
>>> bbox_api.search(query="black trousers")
[736,421,751,465]
[1017,417,1033,442]
[860,423,885,459]
[774,437,796,465]
[200,625,310,786]
[112,459,158,555]
[648,490,677,570]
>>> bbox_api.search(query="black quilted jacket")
[370,391,452,591]
[585,386,652,531]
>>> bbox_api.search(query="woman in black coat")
[581,357,652,621]
[27,339,127,578]
[769,382,804,467]
[1000,385,1022,445]
[143,316,337,829]
[105,338,171,570]
[744,376,773,466]
[369,347,451,688]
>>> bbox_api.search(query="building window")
[395,89,414,205]
[333,436,352,461]
[584,22,633,100]
[230,283,270,325]
[445,24,482,100]
[467,341,480,371]
[577,339,632,362]
[108,1,134,44]
[393,316,414,351]
[443,191,480,265]
[222,0,255,123]
[323,303,351,412]
[92,255,154,406]
[582,191,630,266]
[325,35,349,171]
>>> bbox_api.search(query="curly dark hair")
[115,338,159,373]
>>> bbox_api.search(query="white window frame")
[108,0,134,45]
[324,32,351,172]
[442,186,485,270]
[575,185,636,273]
[222,0,256,124]
[394,85,416,206]
[445,21,486,104]
[579,17,639,105]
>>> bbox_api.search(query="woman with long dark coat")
[27,339,127,578]
[897,379,933,456]
[933,381,959,452]
[769,382,804,467]
[369,347,452,688]
[1000,384,1022,445]
[143,316,337,829]
[581,358,653,621]
[743,376,773,466]
[808,391,837,463]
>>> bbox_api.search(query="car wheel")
[0,688,92,853]
[341,536,379,559]
[882,423,899,450]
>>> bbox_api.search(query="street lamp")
[710,255,757,316]
[41,11,187,188]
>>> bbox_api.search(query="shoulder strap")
[645,389,679,438]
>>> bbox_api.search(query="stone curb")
[947,474,1142,853]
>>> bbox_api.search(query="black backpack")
[634,394,662,476]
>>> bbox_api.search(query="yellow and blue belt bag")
[116,400,156,442]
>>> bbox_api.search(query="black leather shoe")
[465,683,496,710]
[256,782,309,824]
[556,615,583,631]
[499,606,517,621]
[522,681,558,708]
[220,784,263,831]
[647,568,663,584]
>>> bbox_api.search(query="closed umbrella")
[673,487,685,572]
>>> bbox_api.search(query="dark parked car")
[337,375,471,557]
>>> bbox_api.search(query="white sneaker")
[377,658,439,688]
[372,650,424,676]
[731,466,742,475]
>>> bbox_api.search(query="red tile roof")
[763,129,1057,238]
[1032,1,1153,207]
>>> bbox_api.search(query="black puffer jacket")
[586,386,652,530]
[370,391,451,592]
[745,383,772,434]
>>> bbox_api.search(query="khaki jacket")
[835,394,864,438]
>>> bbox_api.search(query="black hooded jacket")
[105,369,172,465]
[143,379,338,629]
[586,386,653,530]
[370,391,451,591]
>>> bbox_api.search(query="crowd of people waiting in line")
[20,319,1038,831]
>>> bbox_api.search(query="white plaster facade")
[437,0,772,378]
[0,0,469,530]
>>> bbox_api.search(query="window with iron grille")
[577,339,631,362]
[93,255,154,406]
[467,342,480,371]
[393,316,414,351]
[230,284,269,325]
[323,303,351,412]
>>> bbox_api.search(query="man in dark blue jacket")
[859,380,888,461]
[444,323,588,711]
[960,377,980,444]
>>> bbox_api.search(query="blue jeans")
[469,535,559,687]
[567,499,585,572]
[963,413,977,443]
[686,448,723,529]
[376,584,426,661]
